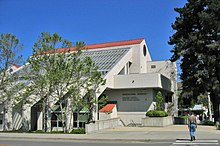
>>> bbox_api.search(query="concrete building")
[0,38,177,131]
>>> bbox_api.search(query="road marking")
[175,140,218,143]
[172,139,219,145]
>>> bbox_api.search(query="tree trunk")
[3,99,13,131]
[65,98,73,133]
[43,96,51,132]
[59,102,65,132]
[213,99,220,123]
[212,92,220,123]
[21,105,29,132]
[76,107,80,128]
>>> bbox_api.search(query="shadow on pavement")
[176,138,190,141]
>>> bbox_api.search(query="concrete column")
[22,105,31,131]
[124,64,127,75]
[37,111,43,130]
[3,99,13,131]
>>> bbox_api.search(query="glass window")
[151,65,156,69]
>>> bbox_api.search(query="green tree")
[155,91,164,111]
[68,56,106,129]
[27,32,73,132]
[0,33,23,130]
[25,32,106,133]
[169,0,220,122]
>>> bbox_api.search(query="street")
[0,138,171,146]
[0,125,219,146]
[0,137,219,146]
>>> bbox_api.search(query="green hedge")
[146,110,168,117]
[70,128,85,134]
[202,120,215,126]
[179,115,190,119]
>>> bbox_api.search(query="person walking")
[188,112,197,141]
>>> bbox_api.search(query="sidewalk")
[0,125,219,142]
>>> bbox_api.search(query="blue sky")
[0,0,187,62]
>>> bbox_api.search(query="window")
[143,45,147,56]
[151,65,156,69]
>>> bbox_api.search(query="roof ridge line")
[42,38,145,54]
[85,38,145,46]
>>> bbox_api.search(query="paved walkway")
[0,125,219,142]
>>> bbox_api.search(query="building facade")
[0,38,177,131]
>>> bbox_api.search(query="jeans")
[189,124,196,138]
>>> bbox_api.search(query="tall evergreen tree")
[169,0,220,122]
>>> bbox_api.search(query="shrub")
[146,110,168,117]
[179,115,189,119]
[34,130,44,133]
[155,91,164,110]
[217,124,220,130]
[202,120,215,126]
[1,128,27,133]
[71,128,85,134]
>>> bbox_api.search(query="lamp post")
[207,92,212,121]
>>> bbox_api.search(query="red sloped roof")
[99,104,116,113]
[85,38,144,50]
[41,38,144,55]
[12,64,21,68]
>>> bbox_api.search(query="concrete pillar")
[37,111,43,130]
[3,109,13,131]
[3,99,13,131]
[22,105,31,131]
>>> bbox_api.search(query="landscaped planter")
[142,116,173,127]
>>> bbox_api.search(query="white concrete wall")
[12,112,22,130]
[99,112,111,120]
[85,118,120,133]
[103,88,177,124]
[147,60,176,80]
[147,60,178,116]
[117,112,146,125]
[126,40,151,74]
[37,112,43,130]
[142,116,173,127]
[104,88,153,112]
[111,105,117,118]
[113,73,171,91]
[103,88,154,125]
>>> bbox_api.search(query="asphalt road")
[0,138,219,146]
[0,125,219,146]
[0,138,170,146]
